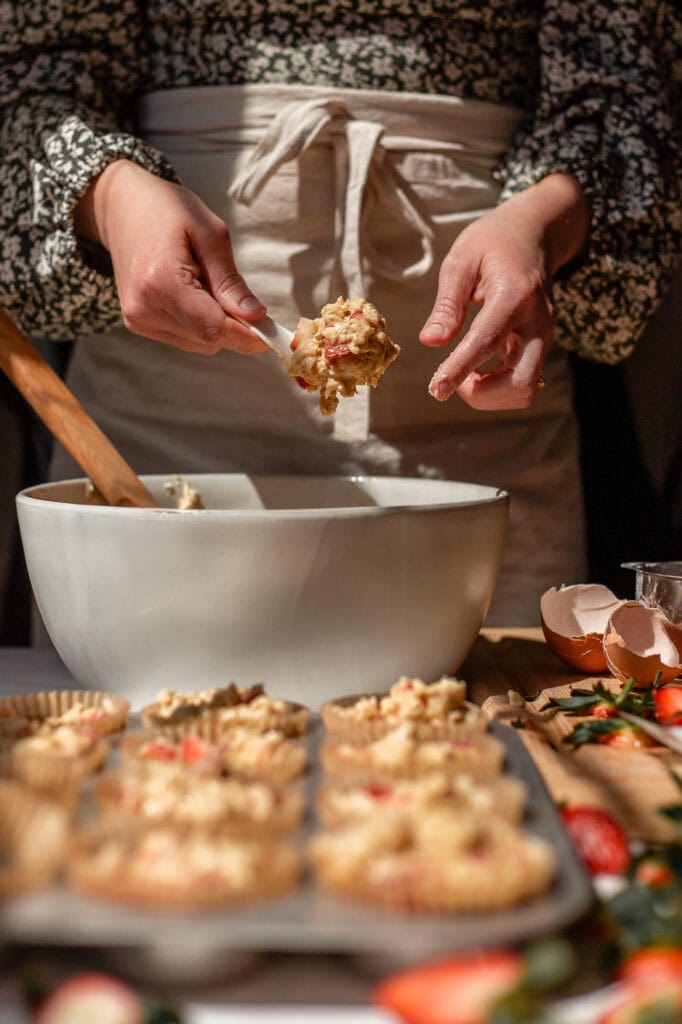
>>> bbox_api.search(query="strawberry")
[179,735,209,764]
[619,946,682,988]
[324,341,352,362]
[34,972,143,1024]
[654,684,682,726]
[362,783,393,800]
[140,738,176,761]
[294,375,310,389]
[561,805,631,875]
[372,950,523,1024]
[597,723,658,749]
[634,857,675,888]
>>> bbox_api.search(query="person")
[0,1,679,626]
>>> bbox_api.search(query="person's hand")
[74,160,268,355]
[420,174,589,410]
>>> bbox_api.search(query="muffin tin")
[0,719,593,962]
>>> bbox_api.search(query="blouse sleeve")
[496,0,681,364]
[0,1,179,341]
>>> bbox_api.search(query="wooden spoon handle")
[0,309,157,508]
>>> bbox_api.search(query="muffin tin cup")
[67,818,301,909]
[321,694,489,743]
[319,732,506,783]
[0,690,129,736]
[0,779,69,898]
[140,702,310,741]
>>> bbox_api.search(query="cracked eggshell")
[603,601,682,688]
[540,584,625,673]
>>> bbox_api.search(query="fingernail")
[239,296,263,313]
[421,322,445,342]
[429,377,452,401]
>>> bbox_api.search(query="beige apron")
[52,84,586,625]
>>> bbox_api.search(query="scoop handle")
[0,309,157,508]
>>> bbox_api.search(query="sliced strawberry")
[597,723,657,749]
[140,739,176,761]
[324,341,352,362]
[591,704,618,719]
[290,332,300,351]
[561,805,631,875]
[372,950,523,1024]
[35,972,143,1024]
[654,683,682,726]
[294,375,310,389]
[349,309,364,319]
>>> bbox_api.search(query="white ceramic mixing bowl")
[17,474,508,709]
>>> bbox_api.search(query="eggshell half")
[603,601,682,688]
[540,584,625,673]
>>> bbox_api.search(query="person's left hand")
[420,173,589,410]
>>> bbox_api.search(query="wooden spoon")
[0,309,157,508]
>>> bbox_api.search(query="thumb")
[194,219,266,320]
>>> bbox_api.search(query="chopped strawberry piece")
[179,735,209,764]
[324,341,352,362]
[35,972,143,1024]
[290,333,300,351]
[561,805,631,876]
[140,739,176,761]
[372,950,523,1024]
[295,375,310,389]
[654,683,682,726]
[363,783,393,800]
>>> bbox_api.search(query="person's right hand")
[74,159,268,355]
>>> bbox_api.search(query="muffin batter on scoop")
[288,298,400,415]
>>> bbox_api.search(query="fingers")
[419,251,479,348]
[427,291,517,400]
[120,254,268,356]
[429,300,551,410]
[454,336,546,410]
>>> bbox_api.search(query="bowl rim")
[17,473,509,520]
[622,561,682,582]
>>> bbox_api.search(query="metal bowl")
[622,561,682,623]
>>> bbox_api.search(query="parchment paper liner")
[319,732,506,783]
[321,693,489,743]
[120,731,307,784]
[0,690,129,736]
[140,700,310,740]
[310,820,556,912]
[94,768,305,836]
[68,819,300,908]
[316,773,527,830]
[0,779,69,898]
[9,732,109,809]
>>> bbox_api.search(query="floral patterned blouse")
[0,0,679,363]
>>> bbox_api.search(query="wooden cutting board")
[462,629,682,843]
